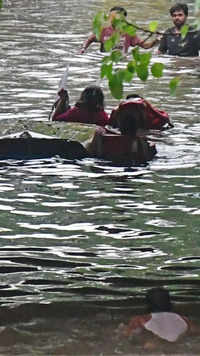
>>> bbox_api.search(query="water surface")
[0,0,200,354]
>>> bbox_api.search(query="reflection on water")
[1,0,200,354]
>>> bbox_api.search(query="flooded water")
[0,0,200,354]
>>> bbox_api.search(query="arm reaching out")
[80,34,98,54]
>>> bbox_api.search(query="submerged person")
[158,3,200,57]
[52,86,109,126]
[123,287,199,347]
[109,94,173,130]
[80,6,159,55]
[86,98,156,164]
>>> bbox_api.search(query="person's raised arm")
[52,89,70,121]
[80,34,98,54]
[139,37,160,49]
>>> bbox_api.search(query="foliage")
[0,0,2,10]
[93,11,164,99]
[92,1,200,99]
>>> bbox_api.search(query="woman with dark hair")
[110,94,173,130]
[52,86,109,126]
[123,287,199,345]
[86,98,156,164]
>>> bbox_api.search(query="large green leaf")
[123,69,134,83]
[101,55,111,64]
[127,61,136,74]
[100,63,113,79]
[0,0,2,9]
[149,21,158,33]
[93,11,105,40]
[132,47,140,62]
[104,33,120,52]
[151,62,164,78]
[110,50,123,63]
[169,77,180,95]
[140,52,152,66]
[123,24,136,36]
[136,64,149,81]
[109,73,123,99]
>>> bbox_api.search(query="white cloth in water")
[144,312,188,342]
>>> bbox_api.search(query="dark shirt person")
[158,3,200,57]
[80,6,159,55]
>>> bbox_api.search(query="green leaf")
[0,0,2,9]
[104,33,120,52]
[136,64,149,81]
[112,18,123,30]
[140,52,152,66]
[132,47,140,62]
[110,50,123,63]
[123,69,134,82]
[117,69,125,82]
[149,21,158,33]
[169,77,180,95]
[127,61,136,74]
[109,73,123,99]
[180,24,189,39]
[93,11,104,40]
[100,63,113,79]
[101,55,111,64]
[123,24,136,36]
[151,62,164,78]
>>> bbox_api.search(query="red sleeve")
[97,111,110,126]
[53,107,80,122]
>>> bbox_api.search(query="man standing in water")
[158,3,200,56]
[80,6,159,54]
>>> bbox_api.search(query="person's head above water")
[109,6,127,17]
[113,98,147,136]
[108,6,127,24]
[146,287,173,313]
[75,85,105,112]
[170,3,188,17]
[126,94,143,100]
[169,3,188,29]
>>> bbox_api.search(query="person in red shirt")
[86,97,156,164]
[122,287,199,349]
[80,7,159,55]
[109,94,173,131]
[52,86,109,127]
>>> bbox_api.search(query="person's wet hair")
[114,101,146,136]
[170,3,188,16]
[126,94,143,100]
[146,287,173,313]
[110,6,127,17]
[75,86,105,112]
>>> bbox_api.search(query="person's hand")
[79,47,85,54]
[58,88,69,99]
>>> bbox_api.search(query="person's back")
[110,95,172,130]
[86,99,157,163]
